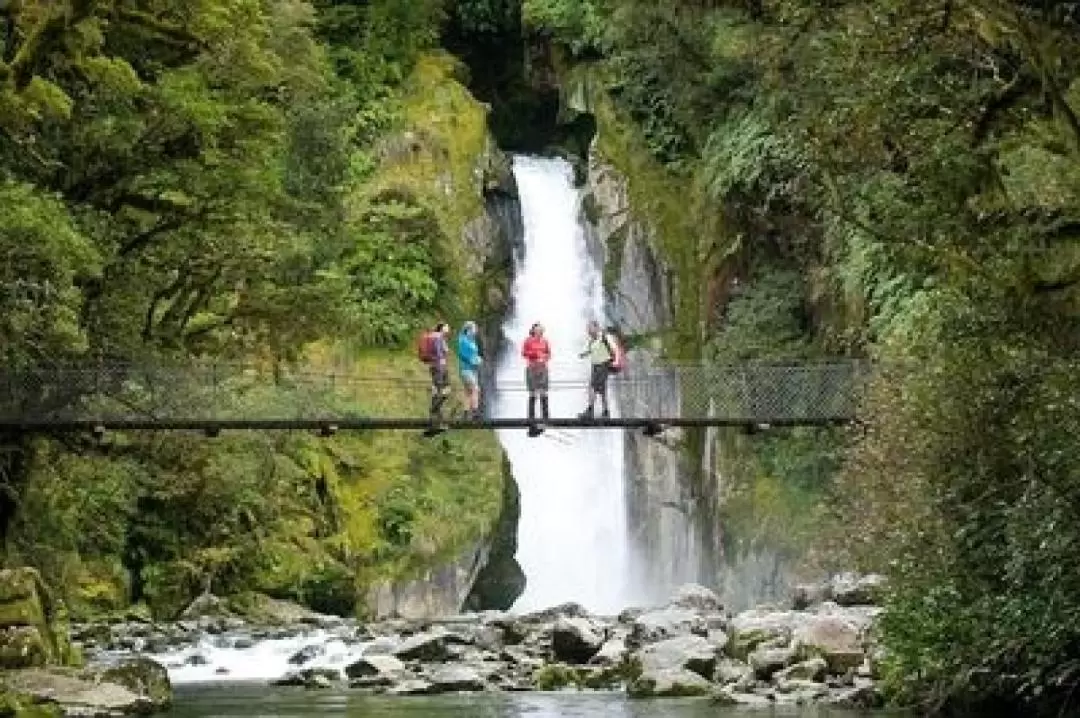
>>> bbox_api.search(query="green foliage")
[521,0,606,56]
[707,269,811,363]
[344,194,445,345]
[0,182,101,367]
[0,0,509,622]
[453,0,519,35]
[544,0,1080,708]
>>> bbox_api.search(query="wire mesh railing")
[0,360,867,426]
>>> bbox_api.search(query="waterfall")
[494,156,637,615]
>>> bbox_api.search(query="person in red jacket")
[521,322,551,436]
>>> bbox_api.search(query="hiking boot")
[577,407,594,421]
[601,409,610,419]
[527,424,543,438]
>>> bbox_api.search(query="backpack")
[417,331,438,364]
[604,333,626,374]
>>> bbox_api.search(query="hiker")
[420,321,452,426]
[521,322,551,436]
[578,319,614,420]
[456,320,483,420]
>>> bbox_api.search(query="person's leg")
[539,366,550,420]
[430,366,449,420]
[599,366,610,417]
[525,366,536,421]
[463,370,479,417]
[581,364,602,418]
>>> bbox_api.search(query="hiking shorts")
[430,364,449,390]
[460,368,479,389]
[590,363,611,393]
[525,364,549,394]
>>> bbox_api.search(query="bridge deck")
[0,415,853,434]
[0,361,866,433]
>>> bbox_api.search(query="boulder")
[0,568,73,669]
[227,593,338,626]
[669,584,723,613]
[520,602,588,623]
[748,643,796,679]
[1,661,173,715]
[272,668,339,688]
[774,657,828,683]
[824,682,884,709]
[424,665,486,693]
[362,636,399,655]
[551,617,603,664]
[628,608,706,646]
[711,686,774,707]
[178,593,233,621]
[92,657,172,710]
[344,654,406,680]
[588,637,628,667]
[386,679,435,695]
[831,573,887,607]
[714,658,753,687]
[392,629,451,662]
[793,615,864,674]
[287,644,323,666]
[774,678,829,698]
[727,609,799,660]
[627,667,712,698]
[636,635,718,679]
[791,582,832,610]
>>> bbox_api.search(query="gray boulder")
[669,584,723,613]
[344,654,406,680]
[748,643,796,679]
[392,629,451,662]
[793,615,864,674]
[637,635,718,679]
[551,617,604,664]
[627,667,712,698]
[629,608,706,646]
[424,665,486,692]
[831,573,887,607]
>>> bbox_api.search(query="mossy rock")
[0,690,61,718]
[94,658,172,710]
[0,627,50,670]
[533,664,580,691]
[0,569,72,668]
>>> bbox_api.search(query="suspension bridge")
[0,360,866,434]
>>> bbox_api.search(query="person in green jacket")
[578,319,615,419]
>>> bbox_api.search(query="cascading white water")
[495,156,637,615]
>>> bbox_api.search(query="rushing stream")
[494,156,641,613]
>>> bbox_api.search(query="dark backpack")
[604,333,626,373]
[417,331,438,363]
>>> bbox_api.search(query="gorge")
[0,0,1078,715]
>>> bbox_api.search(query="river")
[163,684,873,717]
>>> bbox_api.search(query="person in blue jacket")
[456,321,483,420]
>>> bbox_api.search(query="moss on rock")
[0,569,72,670]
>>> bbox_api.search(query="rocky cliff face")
[581,149,722,605]
[365,128,524,621]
